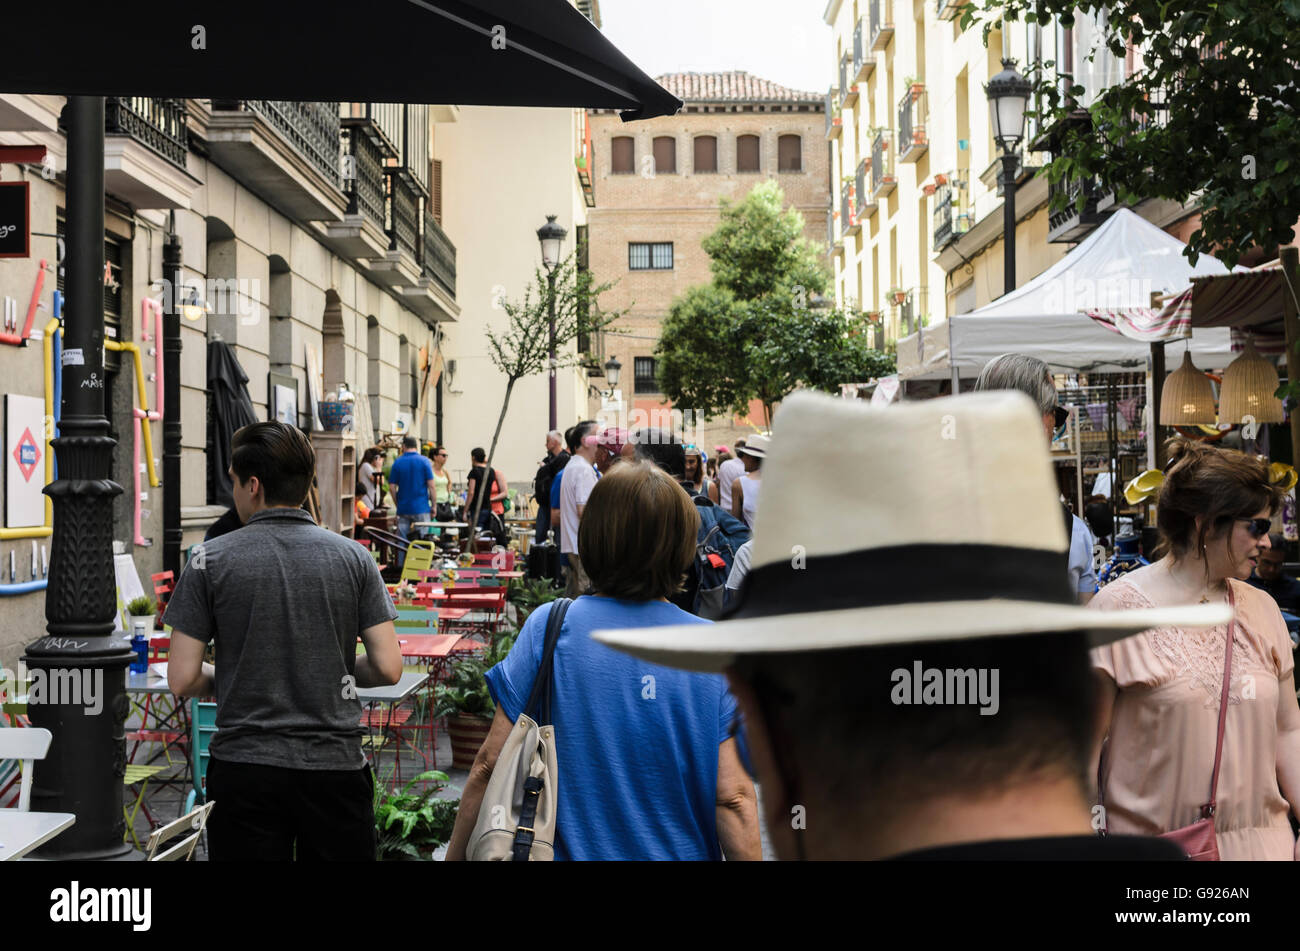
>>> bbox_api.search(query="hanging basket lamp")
[1159,350,1217,425]
[1217,337,1284,424]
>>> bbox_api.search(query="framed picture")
[268,372,299,427]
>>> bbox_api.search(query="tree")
[467,246,627,548]
[702,179,829,300]
[656,182,893,425]
[961,0,1300,266]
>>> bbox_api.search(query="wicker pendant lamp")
[1159,350,1217,425]
[1218,338,1284,424]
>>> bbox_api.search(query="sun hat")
[592,390,1231,673]
[737,433,771,458]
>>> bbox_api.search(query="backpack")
[691,494,752,619]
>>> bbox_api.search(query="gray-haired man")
[975,352,1096,604]
[533,429,568,545]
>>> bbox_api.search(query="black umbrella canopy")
[0,0,681,121]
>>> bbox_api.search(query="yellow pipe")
[104,341,160,488]
[0,318,60,540]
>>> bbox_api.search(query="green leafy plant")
[373,768,459,861]
[432,629,518,720]
[509,577,561,625]
[126,596,156,616]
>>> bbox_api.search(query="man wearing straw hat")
[594,390,1225,859]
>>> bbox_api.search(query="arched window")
[693,135,718,173]
[653,136,677,174]
[736,134,761,173]
[778,134,802,172]
[611,135,634,174]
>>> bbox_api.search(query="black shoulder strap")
[523,597,572,726]
[1062,502,1074,542]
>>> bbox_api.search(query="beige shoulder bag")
[466,597,571,861]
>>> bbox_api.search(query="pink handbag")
[1102,585,1233,861]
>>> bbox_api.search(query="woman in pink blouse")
[1089,439,1300,860]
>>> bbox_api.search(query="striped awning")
[1086,263,1290,355]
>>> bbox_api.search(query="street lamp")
[603,354,622,398]
[536,214,567,431]
[985,59,1031,297]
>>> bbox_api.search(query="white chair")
[0,727,52,812]
[144,801,215,861]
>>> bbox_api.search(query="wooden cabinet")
[311,431,356,538]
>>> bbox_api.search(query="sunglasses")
[1236,518,1272,539]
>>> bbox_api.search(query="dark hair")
[471,447,486,463]
[401,435,418,450]
[432,445,447,457]
[1267,532,1287,553]
[1156,438,1282,561]
[579,461,699,600]
[571,420,598,450]
[730,631,1097,824]
[230,422,316,507]
[628,427,685,478]
[363,447,384,466]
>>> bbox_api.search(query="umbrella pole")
[1283,247,1300,474]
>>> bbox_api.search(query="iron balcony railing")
[386,170,420,260]
[826,87,841,138]
[898,85,928,160]
[855,159,869,220]
[841,181,853,235]
[839,55,849,107]
[340,125,388,229]
[934,182,954,248]
[421,207,457,298]
[870,0,893,50]
[853,21,864,77]
[212,100,342,188]
[105,97,189,169]
[871,130,895,196]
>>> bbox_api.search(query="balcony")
[870,0,894,51]
[365,168,423,289]
[323,121,393,261]
[871,130,896,199]
[576,111,596,208]
[842,181,861,236]
[207,100,347,222]
[855,158,877,220]
[840,54,858,108]
[937,0,964,20]
[102,97,200,209]
[897,85,928,163]
[826,88,842,139]
[397,205,459,323]
[1047,175,1113,243]
[853,19,875,81]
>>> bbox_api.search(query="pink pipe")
[0,259,46,347]
[130,299,164,547]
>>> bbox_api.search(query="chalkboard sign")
[0,182,29,258]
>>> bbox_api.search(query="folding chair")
[123,764,168,850]
[183,700,217,814]
[145,801,215,861]
[400,540,439,583]
[0,726,52,812]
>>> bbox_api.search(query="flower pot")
[923,184,936,195]
[910,83,925,98]
[934,173,948,185]
[446,713,494,770]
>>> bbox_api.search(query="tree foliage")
[961,0,1300,266]
[656,183,893,426]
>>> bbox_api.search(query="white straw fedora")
[593,389,1231,673]
[737,433,771,458]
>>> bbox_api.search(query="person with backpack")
[626,427,751,619]
[532,430,568,545]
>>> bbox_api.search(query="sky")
[597,0,830,96]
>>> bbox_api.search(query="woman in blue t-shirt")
[445,461,761,861]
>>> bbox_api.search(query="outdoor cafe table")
[356,671,429,775]
[0,811,75,861]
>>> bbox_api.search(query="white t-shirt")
[726,540,754,591]
[559,456,600,556]
[1069,514,1098,596]
[717,458,745,511]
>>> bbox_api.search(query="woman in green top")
[431,445,454,520]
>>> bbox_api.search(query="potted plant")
[923,182,937,196]
[432,629,517,770]
[888,288,907,306]
[373,768,459,861]
[903,77,925,98]
[125,595,156,634]
[508,577,561,627]
[934,172,949,186]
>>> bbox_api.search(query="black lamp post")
[985,59,1032,297]
[603,354,622,399]
[536,215,567,432]
[23,96,136,859]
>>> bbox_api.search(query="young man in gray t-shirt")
[167,421,401,860]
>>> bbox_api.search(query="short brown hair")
[231,421,316,507]
[1157,438,1282,560]
[578,461,699,601]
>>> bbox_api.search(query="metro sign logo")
[12,426,39,482]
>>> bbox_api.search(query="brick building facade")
[586,71,829,456]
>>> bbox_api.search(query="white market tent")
[896,209,1239,383]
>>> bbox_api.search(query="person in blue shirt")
[387,435,436,564]
[444,460,761,861]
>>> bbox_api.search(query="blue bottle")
[130,621,149,674]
